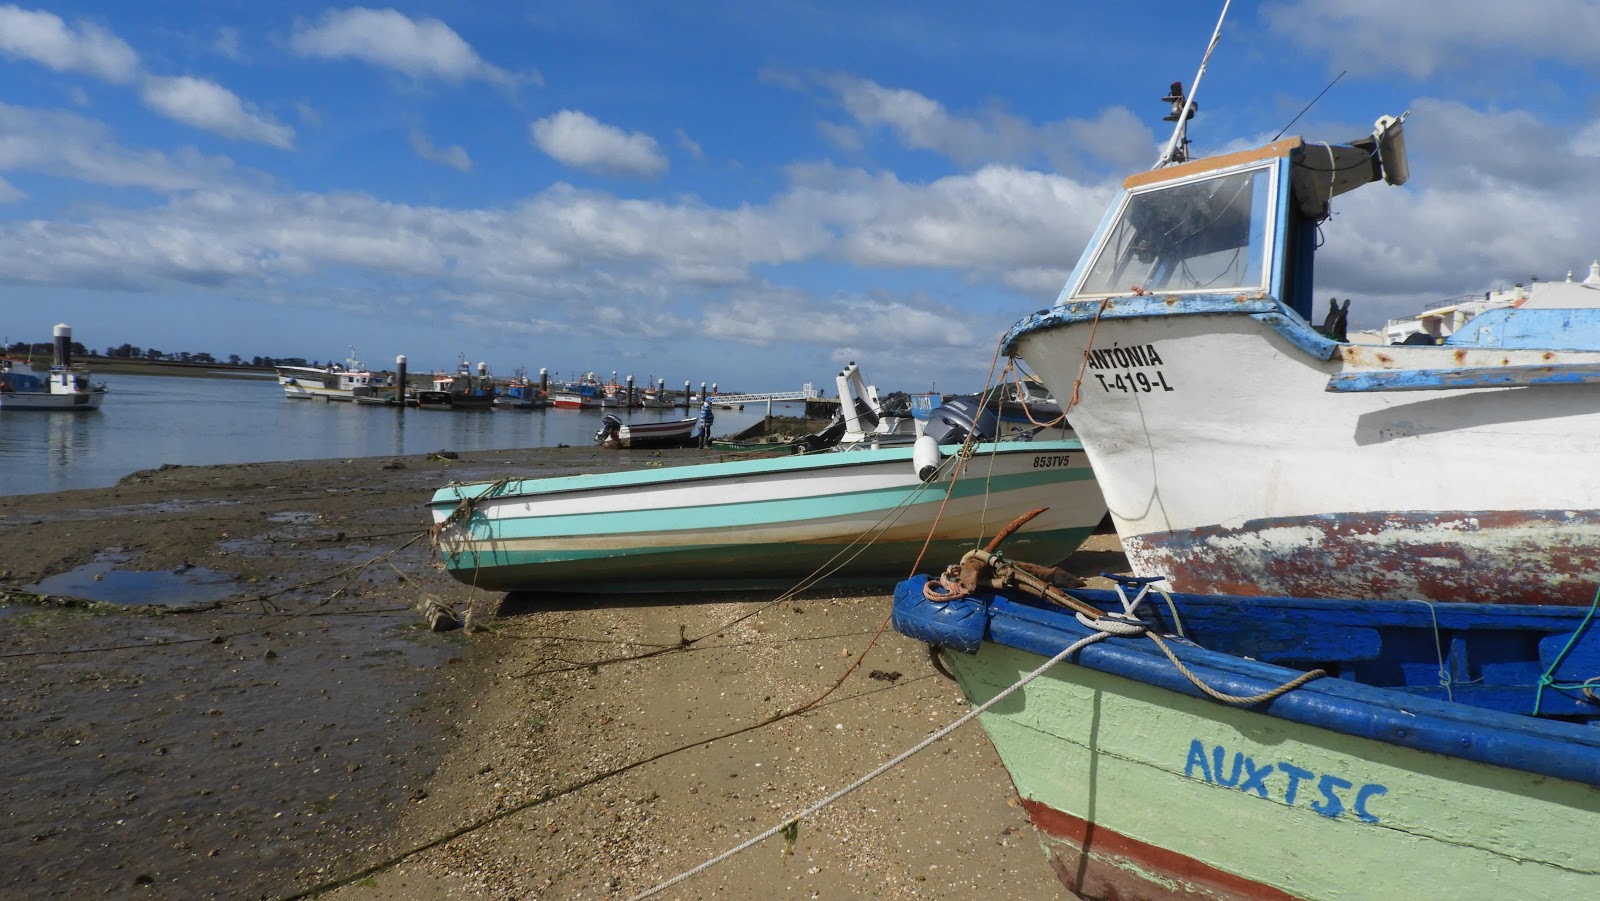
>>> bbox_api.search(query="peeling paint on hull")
[1025,800,1295,901]
[1125,509,1600,605]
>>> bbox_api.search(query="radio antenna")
[1272,70,1347,141]
[1154,0,1232,169]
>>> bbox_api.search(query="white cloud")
[817,121,863,153]
[290,7,528,87]
[1264,0,1600,77]
[0,102,245,191]
[0,5,139,82]
[813,74,1153,175]
[409,128,471,172]
[140,75,294,149]
[211,26,243,61]
[676,128,704,161]
[0,174,24,202]
[530,110,668,178]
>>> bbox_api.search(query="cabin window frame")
[1067,159,1281,301]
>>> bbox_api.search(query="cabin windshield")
[1074,164,1275,298]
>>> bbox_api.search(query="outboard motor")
[921,395,999,446]
[596,414,623,445]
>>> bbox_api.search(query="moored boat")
[891,572,1600,900]
[595,414,699,449]
[0,324,107,412]
[276,349,392,401]
[550,372,603,410]
[416,358,496,410]
[428,438,1105,593]
[1002,93,1600,604]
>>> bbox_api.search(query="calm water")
[0,374,800,497]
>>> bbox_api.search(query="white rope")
[625,629,1112,900]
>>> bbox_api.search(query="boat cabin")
[1058,116,1409,328]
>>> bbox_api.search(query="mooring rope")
[625,628,1112,901]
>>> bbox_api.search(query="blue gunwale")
[895,576,1600,787]
[1000,295,1343,362]
[429,438,1087,508]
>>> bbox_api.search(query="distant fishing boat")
[416,357,496,410]
[550,372,603,410]
[276,348,392,401]
[0,324,107,412]
[428,437,1105,593]
[892,570,1600,900]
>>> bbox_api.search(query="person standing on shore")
[698,397,715,448]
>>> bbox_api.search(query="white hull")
[0,389,106,411]
[1012,305,1600,604]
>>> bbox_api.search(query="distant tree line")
[4,340,310,368]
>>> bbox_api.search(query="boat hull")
[0,390,105,411]
[896,581,1600,900]
[428,440,1105,592]
[1010,303,1600,604]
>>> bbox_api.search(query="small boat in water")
[595,414,699,448]
[0,324,107,412]
[276,349,392,401]
[428,437,1106,593]
[892,569,1600,900]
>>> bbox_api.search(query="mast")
[1154,0,1231,169]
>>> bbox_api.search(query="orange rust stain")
[1376,353,1392,365]
[1454,349,1468,364]
[1544,352,1556,361]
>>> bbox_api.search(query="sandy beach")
[0,445,1126,900]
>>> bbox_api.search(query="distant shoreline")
[62,357,278,380]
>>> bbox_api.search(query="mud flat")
[0,445,1125,899]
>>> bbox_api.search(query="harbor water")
[0,374,804,497]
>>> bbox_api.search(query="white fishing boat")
[595,414,699,449]
[0,325,107,412]
[276,348,392,401]
[1003,83,1600,604]
[428,436,1106,593]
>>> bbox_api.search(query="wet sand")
[0,445,1127,900]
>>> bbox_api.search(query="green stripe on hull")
[465,467,1093,540]
[443,526,1093,592]
[947,643,1600,900]
[428,439,1088,505]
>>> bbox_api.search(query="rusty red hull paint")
[1123,509,1600,606]
[1022,799,1299,901]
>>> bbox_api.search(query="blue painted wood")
[1445,308,1600,351]
[1325,362,1600,393]
[891,576,1600,785]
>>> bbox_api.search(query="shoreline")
[0,446,1123,899]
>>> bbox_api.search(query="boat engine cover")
[921,396,998,445]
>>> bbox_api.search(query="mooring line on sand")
[626,632,1108,900]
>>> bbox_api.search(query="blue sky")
[2,1,1599,393]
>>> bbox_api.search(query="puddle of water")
[267,511,319,524]
[27,552,238,606]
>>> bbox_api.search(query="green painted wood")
[947,643,1600,900]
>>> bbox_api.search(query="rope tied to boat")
[429,476,513,551]
[928,509,1326,707]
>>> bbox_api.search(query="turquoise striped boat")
[892,575,1600,900]
[427,439,1105,593]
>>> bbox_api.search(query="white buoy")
[913,434,942,482]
